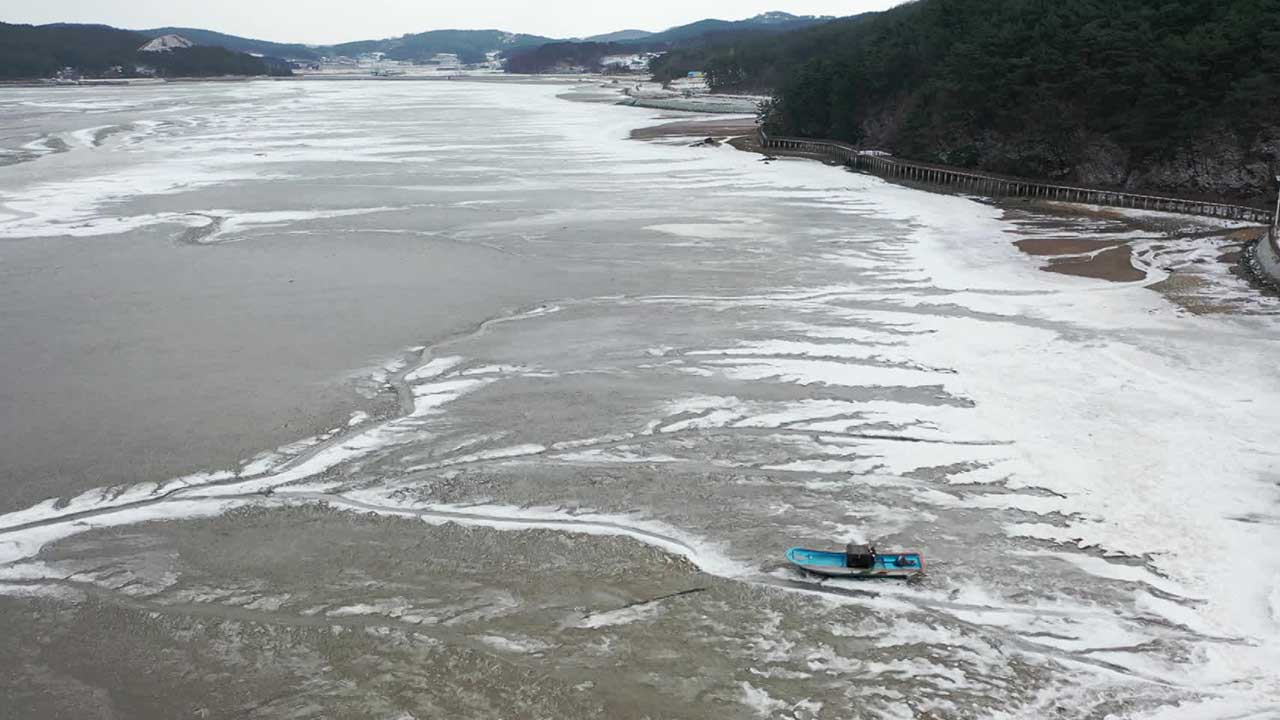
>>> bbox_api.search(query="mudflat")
[629,116,759,140]
[2,80,1279,719]
[0,224,574,511]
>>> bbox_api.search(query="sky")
[2,1,905,44]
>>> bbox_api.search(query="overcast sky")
[3,1,905,44]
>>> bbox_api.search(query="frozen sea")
[1,78,1279,719]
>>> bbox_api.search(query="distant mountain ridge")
[1,11,839,75]
[139,27,323,60]
[636,11,832,44]
[132,11,832,63]
[504,12,839,75]
[583,29,653,43]
[329,29,552,65]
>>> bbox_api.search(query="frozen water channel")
[1,79,1278,719]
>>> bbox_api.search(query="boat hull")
[786,547,924,578]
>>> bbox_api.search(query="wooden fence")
[760,131,1275,225]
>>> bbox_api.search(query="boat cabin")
[845,543,876,569]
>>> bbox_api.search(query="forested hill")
[0,23,291,79]
[504,13,833,74]
[667,0,1280,202]
[0,23,144,79]
[331,30,552,65]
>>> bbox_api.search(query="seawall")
[760,132,1275,225]
[1247,230,1280,290]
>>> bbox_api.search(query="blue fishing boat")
[787,543,924,579]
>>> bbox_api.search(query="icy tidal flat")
[1,79,1279,719]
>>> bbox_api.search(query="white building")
[600,53,657,72]
[424,53,461,70]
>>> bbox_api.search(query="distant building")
[423,53,461,70]
[600,53,656,73]
[139,34,195,53]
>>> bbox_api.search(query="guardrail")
[759,131,1275,225]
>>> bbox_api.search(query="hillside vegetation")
[504,42,632,74]
[675,0,1280,201]
[0,22,290,79]
[0,23,145,79]
[648,14,875,88]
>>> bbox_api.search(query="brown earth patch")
[1148,272,1207,295]
[1226,226,1268,242]
[1034,202,1135,221]
[1013,238,1127,256]
[1043,245,1146,282]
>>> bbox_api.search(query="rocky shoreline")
[1245,231,1280,292]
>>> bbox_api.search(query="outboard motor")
[845,542,876,569]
